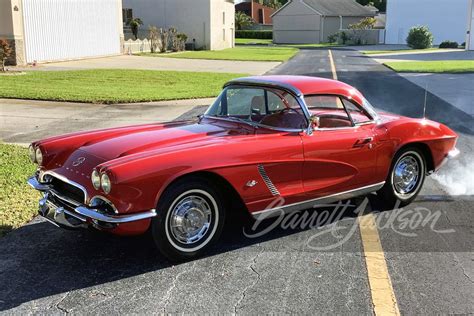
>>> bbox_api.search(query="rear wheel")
[152,177,226,262]
[378,148,426,208]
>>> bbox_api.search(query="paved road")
[14,55,278,75]
[1,49,473,314]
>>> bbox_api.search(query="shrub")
[176,33,188,51]
[148,26,160,53]
[439,40,459,48]
[339,31,350,45]
[406,26,433,49]
[327,33,338,44]
[0,39,12,71]
[235,30,272,39]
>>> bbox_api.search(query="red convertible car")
[28,76,459,260]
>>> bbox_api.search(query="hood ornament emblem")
[72,157,86,167]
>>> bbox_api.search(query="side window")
[227,88,264,117]
[267,91,286,112]
[305,95,353,129]
[341,98,372,124]
[257,90,307,129]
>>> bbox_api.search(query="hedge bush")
[406,26,433,49]
[439,40,459,48]
[235,30,273,39]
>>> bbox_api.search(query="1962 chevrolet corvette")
[28,76,459,260]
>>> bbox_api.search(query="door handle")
[353,137,373,148]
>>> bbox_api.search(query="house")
[122,0,235,50]
[272,0,376,44]
[235,1,276,29]
[385,0,470,45]
[0,0,123,65]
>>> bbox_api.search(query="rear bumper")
[28,176,156,229]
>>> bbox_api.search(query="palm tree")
[127,18,144,40]
[235,11,254,30]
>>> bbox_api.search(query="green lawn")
[139,46,298,62]
[384,60,474,73]
[362,48,451,55]
[235,38,273,45]
[0,69,246,103]
[0,144,39,237]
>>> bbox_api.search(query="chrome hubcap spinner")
[169,195,212,245]
[393,155,420,194]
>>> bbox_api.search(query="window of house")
[223,29,226,41]
[223,11,226,25]
[122,8,133,24]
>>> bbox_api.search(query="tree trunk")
[1,58,5,72]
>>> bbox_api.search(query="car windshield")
[205,86,308,130]
[361,97,379,121]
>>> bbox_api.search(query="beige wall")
[209,0,235,50]
[321,16,363,42]
[123,0,234,50]
[273,0,321,44]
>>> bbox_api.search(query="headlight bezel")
[100,173,112,194]
[28,145,36,163]
[91,170,101,190]
[35,147,43,166]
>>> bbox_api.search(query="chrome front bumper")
[28,176,156,229]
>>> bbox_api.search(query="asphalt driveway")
[1,48,473,314]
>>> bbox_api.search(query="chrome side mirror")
[306,115,319,135]
[310,115,320,128]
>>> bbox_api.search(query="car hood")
[77,120,251,162]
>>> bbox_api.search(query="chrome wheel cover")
[393,155,420,195]
[169,195,213,245]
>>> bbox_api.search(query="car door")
[207,86,307,213]
[301,95,377,198]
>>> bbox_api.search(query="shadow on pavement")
[0,195,372,311]
[1,192,471,311]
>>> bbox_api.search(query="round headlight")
[91,170,101,190]
[28,145,36,163]
[101,173,112,194]
[35,148,43,165]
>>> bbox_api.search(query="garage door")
[22,0,121,63]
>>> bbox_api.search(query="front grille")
[49,176,85,205]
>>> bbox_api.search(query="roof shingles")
[302,0,376,16]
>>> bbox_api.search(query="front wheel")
[378,148,426,208]
[152,177,226,262]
